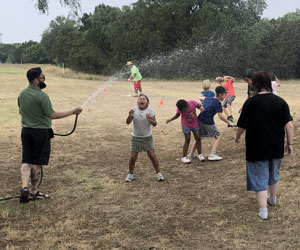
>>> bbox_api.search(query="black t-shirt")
[237,93,293,162]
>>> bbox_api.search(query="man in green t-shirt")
[127,61,142,96]
[18,67,82,203]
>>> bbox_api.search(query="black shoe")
[20,187,30,204]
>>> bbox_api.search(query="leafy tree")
[41,16,80,66]
[35,0,80,14]
[17,0,300,79]
[23,43,50,64]
[0,44,15,63]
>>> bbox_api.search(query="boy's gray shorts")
[199,122,220,138]
[223,96,235,108]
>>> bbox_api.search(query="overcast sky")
[0,0,299,43]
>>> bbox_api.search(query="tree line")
[1,0,300,79]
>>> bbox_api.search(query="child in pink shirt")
[166,99,204,163]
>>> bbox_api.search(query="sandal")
[20,187,30,204]
[31,191,51,201]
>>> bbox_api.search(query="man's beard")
[39,81,47,89]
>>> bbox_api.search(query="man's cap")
[215,86,228,95]
[27,67,42,82]
[127,61,133,66]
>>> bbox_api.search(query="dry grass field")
[0,64,299,250]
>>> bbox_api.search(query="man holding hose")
[18,67,82,203]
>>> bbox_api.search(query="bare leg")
[269,182,279,197]
[223,107,229,117]
[21,163,31,189]
[256,190,268,209]
[31,165,42,195]
[147,150,160,173]
[183,133,191,157]
[211,135,221,152]
[134,88,138,95]
[191,141,197,154]
[192,130,202,154]
[138,87,142,93]
[227,104,233,116]
[129,152,139,174]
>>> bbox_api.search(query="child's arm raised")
[224,75,235,81]
[166,113,180,124]
[126,109,135,124]
[217,112,233,126]
[146,114,157,127]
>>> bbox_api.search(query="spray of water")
[81,70,128,109]
[81,37,225,109]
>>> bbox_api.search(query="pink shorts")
[134,80,142,89]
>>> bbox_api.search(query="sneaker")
[181,157,191,164]
[267,195,276,206]
[208,154,223,161]
[197,154,205,161]
[227,116,234,122]
[20,187,30,204]
[258,211,268,220]
[156,173,165,181]
[125,173,135,182]
[188,152,196,160]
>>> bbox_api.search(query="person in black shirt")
[239,69,256,113]
[236,71,294,220]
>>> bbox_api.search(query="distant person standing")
[18,67,82,203]
[239,69,256,113]
[127,61,142,97]
[269,72,281,95]
[236,71,293,220]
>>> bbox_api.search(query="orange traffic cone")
[160,99,164,105]
[103,88,107,92]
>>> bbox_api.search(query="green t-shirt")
[18,84,55,129]
[131,65,142,81]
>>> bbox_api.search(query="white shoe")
[181,157,191,164]
[125,173,135,182]
[156,173,165,181]
[197,154,205,161]
[258,211,268,220]
[188,152,196,161]
[208,154,223,161]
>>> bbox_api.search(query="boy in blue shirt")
[189,86,233,161]
[200,80,215,105]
